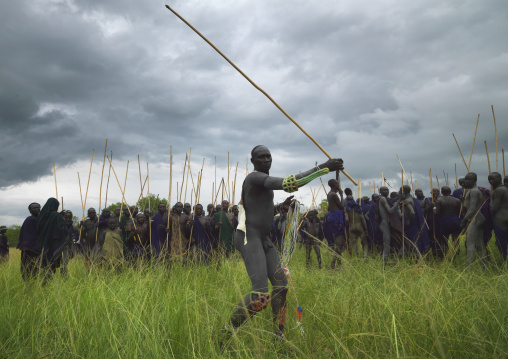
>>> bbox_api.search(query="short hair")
[344,188,352,195]
[251,145,266,157]
[28,202,39,211]
[328,179,338,187]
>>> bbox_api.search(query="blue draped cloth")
[367,203,382,246]
[17,215,39,251]
[151,213,165,255]
[452,188,464,200]
[436,214,461,237]
[493,222,508,256]
[193,217,211,261]
[345,199,362,213]
[323,210,346,246]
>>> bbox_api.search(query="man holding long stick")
[218,145,342,348]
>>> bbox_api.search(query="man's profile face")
[251,146,272,173]
[488,173,502,188]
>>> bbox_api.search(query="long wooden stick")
[164,4,357,185]
[468,114,480,170]
[77,172,84,217]
[53,163,58,202]
[98,139,108,215]
[138,154,144,209]
[232,162,239,205]
[105,151,112,208]
[492,105,498,172]
[485,140,491,173]
[452,133,468,171]
[119,161,129,227]
[107,156,137,231]
[396,154,412,191]
[455,164,458,190]
[226,152,231,202]
[180,154,187,203]
[436,175,440,190]
[80,149,94,240]
[429,169,433,192]
[503,149,506,177]
[184,148,192,204]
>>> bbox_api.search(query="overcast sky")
[1,0,507,225]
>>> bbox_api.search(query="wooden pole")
[369,181,372,197]
[436,175,440,190]
[79,149,94,242]
[119,161,129,229]
[485,140,491,173]
[503,149,506,177]
[429,169,433,193]
[138,154,144,209]
[164,4,357,185]
[452,133,469,171]
[381,171,385,186]
[226,152,231,202]
[180,154,187,203]
[455,164,458,190]
[107,156,137,232]
[105,151,112,208]
[492,105,498,172]
[184,148,192,204]
[98,139,108,217]
[396,154,412,192]
[53,163,58,202]
[468,114,480,170]
[443,170,447,187]
[232,162,239,205]
[61,197,64,211]
[77,172,84,217]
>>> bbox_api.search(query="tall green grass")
[1,241,507,358]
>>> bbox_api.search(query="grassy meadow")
[1,241,507,359]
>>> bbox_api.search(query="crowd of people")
[2,144,508,347]
[3,171,507,282]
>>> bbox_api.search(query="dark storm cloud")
[1,0,507,194]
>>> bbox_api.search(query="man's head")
[431,188,440,200]
[464,173,477,189]
[28,202,41,217]
[232,205,239,217]
[458,178,465,188]
[379,186,389,197]
[143,208,150,217]
[441,186,452,196]
[402,185,411,195]
[306,211,315,221]
[102,208,111,218]
[107,217,117,230]
[194,204,203,217]
[221,200,230,212]
[390,192,398,199]
[183,203,191,215]
[174,202,183,215]
[251,145,272,174]
[123,207,131,218]
[328,179,340,191]
[372,193,380,203]
[0,226,6,234]
[362,196,370,204]
[136,213,145,225]
[131,206,138,216]
[215,204,222,212]
[504,176,508,187]
[158,203,166,215]
[87,208,97,219]
[344,188,352,196]
[488,172,502,188]
[207,204,214,215]
[64,211,73,222]
[114,207,121,217]
[415,189,424,199]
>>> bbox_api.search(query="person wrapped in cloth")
[217,145,343,348]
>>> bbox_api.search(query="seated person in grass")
[218,145,342,347]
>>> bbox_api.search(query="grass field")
[1,241,507,359]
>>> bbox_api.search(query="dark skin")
[435,186,461,216]
[327,179,344,212]
[400,185,415,225]
[504,176,508,187]
[415,189,425,209]
[461,173,483,229]
[102,209,111,219]
[183,203,191,216]
[29,203,41,217]
[232,205,239,218]
[107,217,117,231]
[489,172,508,229]
[158,203,166,215]
[114,208,121,219]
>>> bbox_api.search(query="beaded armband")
[282,175,298,193]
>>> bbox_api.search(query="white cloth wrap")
[237,204,248,245]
